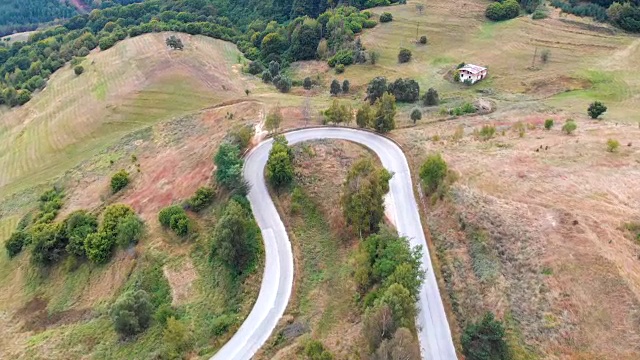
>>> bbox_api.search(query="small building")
[458,64,487,84]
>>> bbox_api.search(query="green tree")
[380,12,393,22]
[373,92,397,133]
[115,214,144,246]
[398,48,412,63]
[84,232,113,263]
[607,138,620,152]
[377,283,416,329]
[165,35,184,50]
[544,118,554,130]
[410,108,422,124]
[266,135,295,189]
[30,222,67,266]
[342,79,350,93]
[110,289,153,337]
[388,78,420,103]
[419,153,448,194]
[5,231,30,258]
[290,18,321,61]
[341,159,392,237]
[265,105,283,133]
[367,76,387,104]
[462,312,510,360]
[363,303,396,352]
[562,119,577,135]
[164,317,191,356]
[330,79,341,96]
[214,143,244,190]
[303,77,313,90]
[424,87,439,106]
[187,186,215,212]
[159,205,190,236]
[211,199,260,274]
[374,327,421,360]
[304,339,334,360]
[64,210,98,257]
[588,101,607,119]
[268,60,280,77]
[324,99,352,125]
[261,32,288,59]
[110,169,130,193]
[356,102,374,128]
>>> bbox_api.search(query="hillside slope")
[0,32,245,201]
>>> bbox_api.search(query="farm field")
[1,0,640,358]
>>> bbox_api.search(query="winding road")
[212,127,457,360]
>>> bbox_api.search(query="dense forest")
[549,0,640,31]
[0,0,77,37]
[0,0,394,108]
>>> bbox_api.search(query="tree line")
[0,0,394,109]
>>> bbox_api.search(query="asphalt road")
[212,127,457,360]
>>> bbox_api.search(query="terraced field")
[0,32,245,201]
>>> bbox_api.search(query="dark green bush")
[159,205,185,227]
[397,48,412,63]
[74,65,84,75]
[31,222,67,266]
[159,205,191,237]
[64,210,98,257]
[110,169,130,193]
[486,0,521,21]
[462,312,510,360]
[110,289,153,337]
[380,12,393,22]
[187,186,215,212]
[387,78,420,102]
[5,231,30,258]
[419,153,448,194]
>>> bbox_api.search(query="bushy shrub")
[187,186,215,212]
[419,35,427,44]
[273,75,292,93]
[214,143,244,191]
[486,0,520,21]
[327,49,354,67]
[303,76,313,90]
[305,339,334,359]
[562,119,577,134]
[410,108,422,124]
[366,76,387,104]
[110,289,153,337]
[247,61,264,75]
[462,312,510,360]
[266,136,295,189]
[31,222,67,266]
[342,79,350,93]
[110,169,130,193]
[115,214,144,247]
[335,63,345,74]
[420,153,448,194]
[84,232,112,263]
[64,210,98,257]
[261,70,272,83]
[74,65,84,75]
[398,48,412,63]
[380,12,393,22]
[588,101,607,119]
[607,139,620,152]
[159,205,191,236]
[387,78,420,103]
[5,231,30,258]
[544,118,554,130]
[330,79,341,95]
[424,88,439,106]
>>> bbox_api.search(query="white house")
[458,64,487,84]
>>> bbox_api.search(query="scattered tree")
[462,312,510,360]
[410,108,422,124]
[165,35,184,50]
[330,79,342,96]
[544,118,554,130]
[341,159,392,237]
[187,186,215,212]
[588,101,607,119]
[324,99,353,125]
[373,92,397,133]
[211,199,260,275]
[357,102,375,128]
[266,135,295,189]
[398,48,412,63]
[74,65,84,75]
[110,289,153,337]
[388,78,420,103]
[303,77,313,90]
[374,327,421,360]
[370,51,380,65]
[562,119,577,135]
[110,169,130,193]
[485,0,520,21]
[380,12,393,22]
[5,231,30,258]
[607,138,620,152]
[215,142,244,191]
[342,79,350,93]
[265,105,283,133]
[419,153,448,194]
[367,76,388,104]
[423,87,439,106]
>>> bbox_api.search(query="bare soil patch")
[163,259,198,306]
